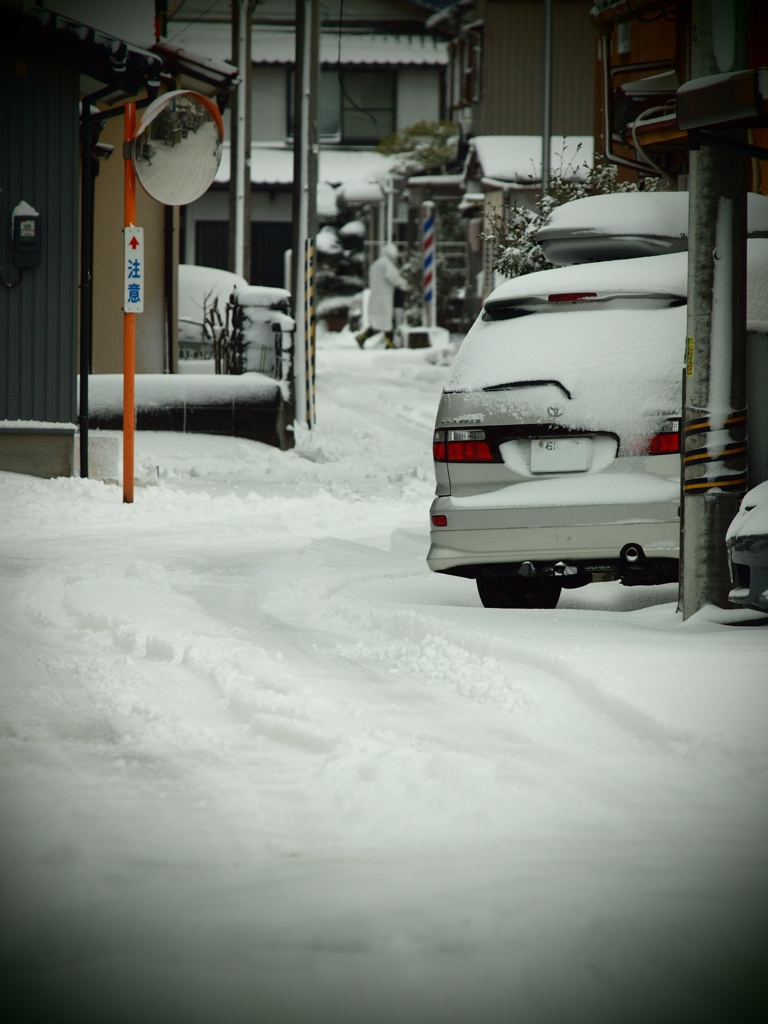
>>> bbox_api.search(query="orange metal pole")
[123,102,136,504]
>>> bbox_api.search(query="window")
[250,222,293,288]
[289,68,396,144]
[195,221,228,271]
[194,220,293,289]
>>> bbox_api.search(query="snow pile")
[1,328,766,1024]
[178,263,248,325]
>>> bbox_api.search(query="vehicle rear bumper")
[427,495,679,574]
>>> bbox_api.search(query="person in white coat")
[357,242,407,348]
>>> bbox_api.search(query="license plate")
[530,437,589,473]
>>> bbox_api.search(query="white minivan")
[427,240,768,608]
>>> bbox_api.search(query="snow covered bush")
[314,216,368,308]
[376,119,459,177]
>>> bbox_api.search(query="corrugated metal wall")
[0,44,78,424]
[477,1,594,138]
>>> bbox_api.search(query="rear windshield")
[482,294,686,321]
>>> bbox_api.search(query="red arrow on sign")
[129,235,140,249]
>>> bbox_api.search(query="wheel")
[476,575,562,609]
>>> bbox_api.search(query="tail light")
[433,430,447,461]
[548,292,597,303]
[433,428,493,462]
[648,419,681,455]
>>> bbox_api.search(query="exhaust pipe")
[621,543,645,565]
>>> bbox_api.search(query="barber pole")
[421,201,436,328]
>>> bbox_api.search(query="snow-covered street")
[1,332,766,1024]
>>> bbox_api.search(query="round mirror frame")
[132,90,225,206]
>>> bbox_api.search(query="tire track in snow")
[251,537,740,767]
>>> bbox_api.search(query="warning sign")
[124,226,144,313]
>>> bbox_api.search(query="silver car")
[427,253,688,608]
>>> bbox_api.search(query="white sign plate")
[530,437,589,474]
[124,226,144,313]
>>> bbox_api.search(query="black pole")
[164,204,175,372]
[78,86,112,478]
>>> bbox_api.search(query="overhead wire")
[337,0,378,125]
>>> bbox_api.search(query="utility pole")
[229,0,252,280]
[541,0,553,200]
[292,0,319,428]
[680,0,749,617]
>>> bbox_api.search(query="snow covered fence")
[86,373,294,451]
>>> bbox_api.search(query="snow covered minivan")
[427,252,691,608]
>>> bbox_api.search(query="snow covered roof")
[290,30,448,66]
[214,143,397,214]
[165,22,448,66]
[406,173,465,199]
[465,135,593,188]
[215,143,398,189]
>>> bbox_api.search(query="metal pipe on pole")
[292,0,319,429]
[680,0,749,617]
[123,102,137,505]
[78,96,94,480]
[386,175,394,246]
[230,0,251,280]
[541,0,553,199]
[78,85,114,479]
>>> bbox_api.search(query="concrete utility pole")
[680,0,749,617]
[540,0,553,199]
[229,0,252,280]
[292,0,319,428]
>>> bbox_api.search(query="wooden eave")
[592,0,683,28]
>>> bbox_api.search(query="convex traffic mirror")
[132,90,224,206]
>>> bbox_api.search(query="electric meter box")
[12,207,42,269]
